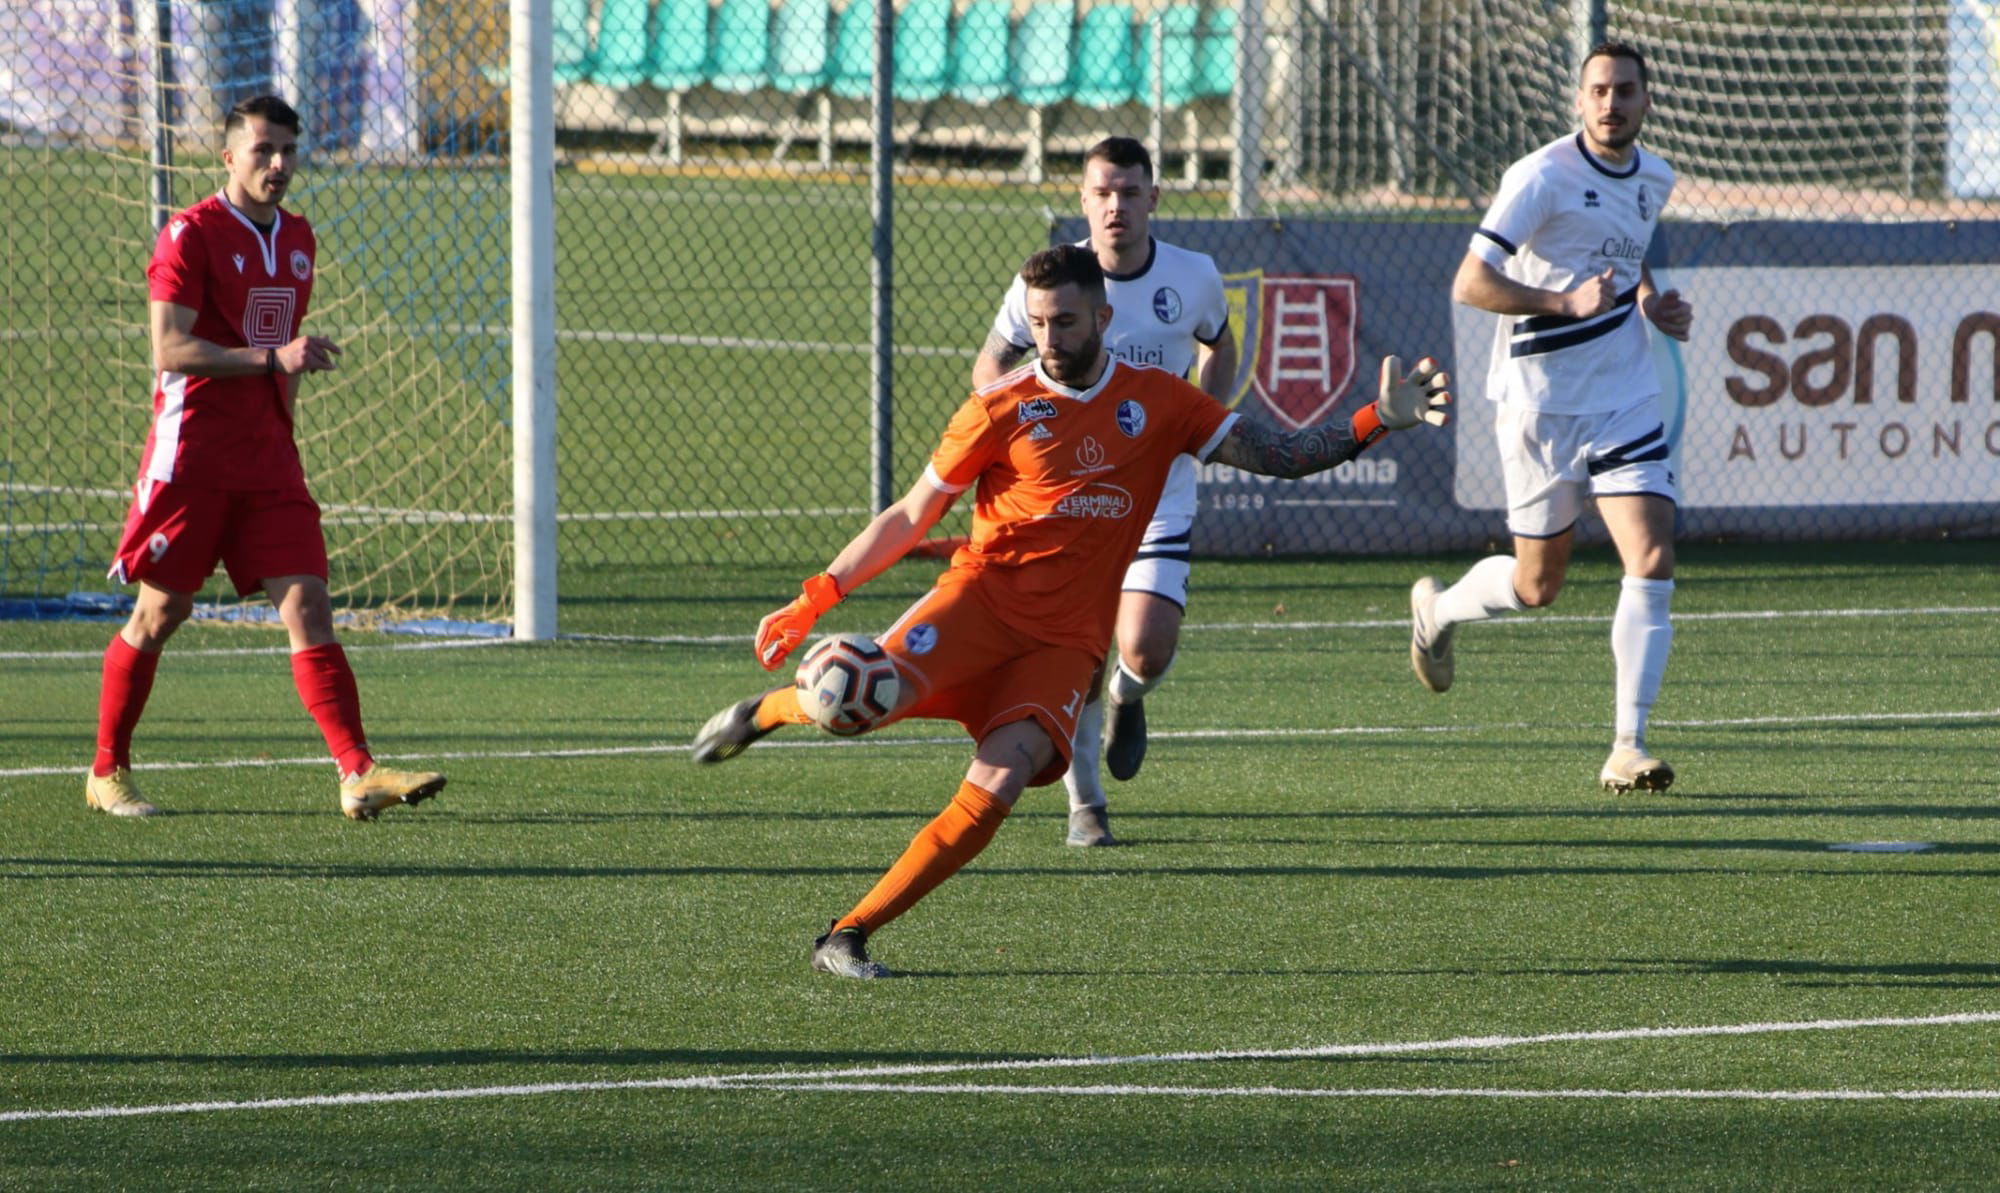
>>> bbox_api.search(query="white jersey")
[988,236,1230,543]
[1469,131,1676,415]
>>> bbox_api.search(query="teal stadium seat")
[829,0,952,102]
[553,0,594,81]
[651,0,710,90]
[710,0,772,92]
[771,0,833,93]
[894,0,952,102]
[1196,3,1234,98]
[1149,2,1200,109]
[1011,1,1074,108]
[593,0,654,87]
[949,0,1011,104]
[1070,3,1136,109]
[830,0,873,99]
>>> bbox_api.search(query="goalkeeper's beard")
[1041,331,1105,388]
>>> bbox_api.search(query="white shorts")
[1122,453,1198,608]
[1497,398,1678,539]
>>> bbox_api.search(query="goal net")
[1,0,514,625]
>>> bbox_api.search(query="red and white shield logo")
[1248,276,1358,429]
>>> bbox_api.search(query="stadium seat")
[829,0,874,99]
[1196,3,1235,98]
[894,0,952,103]
[1011,0,1075,108]
[651,0,710,91]
[710,0,773,92]
[948,0,1011,104]
[1148,2,1201,109]
[552,0,594,82]
[1070,3,1137,109]
[593,0,655,88]
[771,0,834,93]
[829,0,952,102]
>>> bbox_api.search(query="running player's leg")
[1411,406,1579,692]
[1584,420,1680,792]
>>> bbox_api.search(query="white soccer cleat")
[1600,747,1675,794]
[1409,576,1455,694]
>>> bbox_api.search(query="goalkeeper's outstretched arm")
[1206,355,1451,479]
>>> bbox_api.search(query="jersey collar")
[1572,132,1642,180]
[1033,355,1118,402]
[215,190,284,276]
[1100,237,1157,283]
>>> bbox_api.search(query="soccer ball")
[795,633,901,736]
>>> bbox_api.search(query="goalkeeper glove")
[756,572,843,670]
[1349,355,1451,448]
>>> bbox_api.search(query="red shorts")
[108,479,328,597]
[875,573,1100,788]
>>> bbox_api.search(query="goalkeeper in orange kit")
[691,244,1451,979]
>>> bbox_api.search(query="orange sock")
[836,780,1011,937]
[754,685,812,730]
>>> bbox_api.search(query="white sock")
[1107,655,1170,705]
[1612,576,1675,750]
[1433,554,1527,628]
[1063,697,1106,810]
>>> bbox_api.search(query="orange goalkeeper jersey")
[924,357,1237,655]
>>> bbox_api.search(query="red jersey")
[926,358,1237,655]
[140,192,317,490]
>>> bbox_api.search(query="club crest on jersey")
[1152,287,1183,323]
[1637,184,1652,221]
[290,249,311,279]
[902,623,938,655]
[1017,397,1058,423]
[1115,400,1146,438]
[1220,270,1360,430]
[1074,435,1107,472]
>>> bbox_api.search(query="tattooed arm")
[971,331,1033,388]
[1205,356,1453,479]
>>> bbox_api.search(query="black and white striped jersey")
[1468,131,1677,415]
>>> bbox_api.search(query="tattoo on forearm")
[981,332,1030,371]
[1206,414,1364,479]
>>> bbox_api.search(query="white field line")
[1,705,1995,781]
[4,1011,1997,1123]
[752,1081,2000,1102]
[0,638,515,662]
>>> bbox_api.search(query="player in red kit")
[86,95,445,821]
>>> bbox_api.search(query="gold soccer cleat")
[86,768,160,818]
[340,766,447,821]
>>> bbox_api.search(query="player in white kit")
[1408,43,1694,792]
[973,136,1237,846]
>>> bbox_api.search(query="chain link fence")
[4,0,1995,628]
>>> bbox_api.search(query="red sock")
[836,780,1012,937]
[93,636,161,776]
[290,643,372,777]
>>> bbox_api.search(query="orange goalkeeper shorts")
[875,573,1099,787]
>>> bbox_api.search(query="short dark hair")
[1019,243,1105,304]
[1582,41,1649,89]
[1083,135,1153,183]
[223,95,302,144]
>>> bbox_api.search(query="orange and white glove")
[1350,355,1451,448]
[755,572,843,670]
